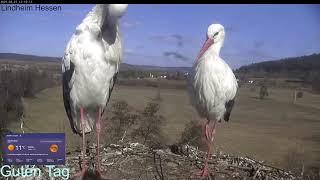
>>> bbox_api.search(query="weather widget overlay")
[3,133,65,165]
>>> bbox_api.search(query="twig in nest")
[215,170,232,179]
[253,166,262,179]
[153,151,165,180]
[120,130,127,142]
[227,164,254,171]
[244,156,290,174]
[159,153,164,179]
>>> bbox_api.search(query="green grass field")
[8,84,320,170]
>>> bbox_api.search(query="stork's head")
[108,4,128,19]
[195,24,225,62]
[207,23,225,43]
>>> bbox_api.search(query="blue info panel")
[3,133,65,165]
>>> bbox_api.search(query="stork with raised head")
[188,24,238,177]
[61,4,128,178]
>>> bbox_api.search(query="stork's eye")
[214,32,219,37]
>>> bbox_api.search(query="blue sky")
[0,4,319,68]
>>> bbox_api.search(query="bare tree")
[107,100,138,143]
[259,84,268,99]
[132,102,165,147]
[179,120,205,150]
[155,78,162,102]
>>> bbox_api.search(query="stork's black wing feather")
[223,99,235,122]
[62,61,78,134]
[102,71,118,115]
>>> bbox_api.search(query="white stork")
[61,4,128,178]
[188,24,238,177]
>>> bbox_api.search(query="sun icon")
[49,144,58,153]
[8,144,15,151]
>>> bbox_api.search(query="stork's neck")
[83,5,114,28]
[208,40,223,56]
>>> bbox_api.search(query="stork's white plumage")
[188,24,238,177]
[61,4,128,178]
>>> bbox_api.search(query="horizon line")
[0,52,319,70]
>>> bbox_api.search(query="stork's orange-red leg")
[95,107,102,173]
[95,107,108,179]
[81,107,86,164]
[198,119,217,177]
[72,107,88,179]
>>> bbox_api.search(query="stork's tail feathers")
[71,109,96,135]
[223,112,231,122]
[223,99,235,122]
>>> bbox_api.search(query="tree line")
[235,53,320,93]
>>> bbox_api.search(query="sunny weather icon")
[7,144,15,151]
[49,144,58,153]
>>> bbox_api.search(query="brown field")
[7,83,320,170]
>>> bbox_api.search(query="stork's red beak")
[195,37,214,63]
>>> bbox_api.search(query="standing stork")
[188,24,238,177]
[62,4,128,178]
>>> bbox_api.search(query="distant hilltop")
[0,53,191,73]
[1,52,319,77]
[235,53,320,80]
[0,53,61,63]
